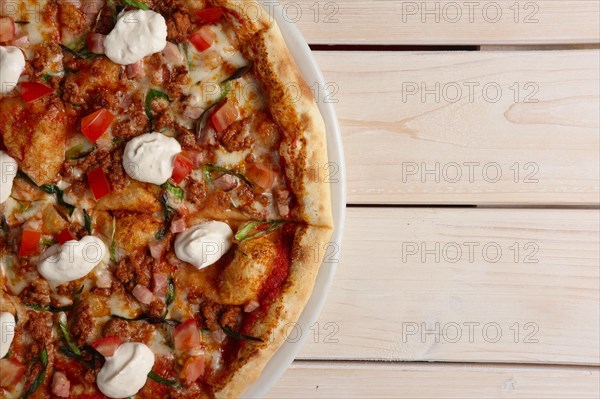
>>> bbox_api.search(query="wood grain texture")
[266,361,600,399]
[276,0,600,45]
[313,50,600,205]
[297,208,600,365]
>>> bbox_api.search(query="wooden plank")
[313,50,600,205]
[266,361,600,399]
[275,0,600,45]
[297,208,600,365]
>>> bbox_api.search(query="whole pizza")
[0,0,333,397]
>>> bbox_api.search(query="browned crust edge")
[214,224,333,398]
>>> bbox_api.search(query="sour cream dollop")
[123,132,181,185]
[104,10,167,65]
[37,236,107,284]
[0,151,18,203]
[0,46,25,94]
[174,221,234,269]
[96,342,155,398]
[0,312,16,359]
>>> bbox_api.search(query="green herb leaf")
[59,321,81,356]
[60,43,102,59]
[145,89,170,121]
[39,185,75,216]
[155,192,175,240]
[235,221,286,242]
[162,277,175,318]
[161,182,184,201]
[109,215,117,262]
[148,371,181,387]
[221,325,264,343]
[83,209,93,235]
[121,0,150,10]
[224,63,254,82]
[202,164,254,188]
[66,141,95,160]
[16,170,38,187]
[22,346,48,398]
[26,303,73,313]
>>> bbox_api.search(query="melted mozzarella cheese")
[0,312,16,358]
[0,151,18,203]
[122,132,181,185]
[0,47,25,94]
[96,342,155,398]
[174,221,233,269]
[104,10,167,65]
[37,236,107,284]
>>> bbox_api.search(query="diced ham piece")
[181,356,205,384]
[183,105,204,120]
[214,174,238,192]
[51,371,70,398]
[152,272,168,297]
[0,358,26,389]
[244,300,260,313]
[211,329,227,343]
[0,16,16,42]
[126,60,144,79]
[170,216,187,234]
[149,239,168,260]
[96,270,112,288]
[81,0,105,19]
[87,32,105,54]
[161,42,183,63]
[8,34,29,48]
[184,150,206,167]
[132,284,154,305]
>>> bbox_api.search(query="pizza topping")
[123,132,182,185]
[181,355,205,384]
[174,318,201,351]
[211,100,239,132]
[189,26,216,52]
[104,10,167,65]
[0,151,18,203]
[19,229,42,256]
[81,108,116,143]
[87,32,106,54]
[0,312,16,359]
[51,371,71,397]
[0,46,25,94]
[20,82,54,102]
[0,16,16,42]
[0,358,26,389]
[87,166,112,200]
[171,153,193,184]
[91,336,123,357]
[96,342,155,398]
[133,284,155,304]
[37,236,107,284]
[174,221,233,269]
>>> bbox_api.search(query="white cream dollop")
[0,46,25,94]
[37,236,107,284]
[96,342,155,398]
[174,221,233,269]
[0,151,18,203]
[123,132,181,185]
[0,312,16,359]
[104,10,167,65]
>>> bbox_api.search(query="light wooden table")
[266,1,600,398]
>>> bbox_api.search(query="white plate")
[242,2,347,398]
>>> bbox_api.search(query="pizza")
[0,0,333,398]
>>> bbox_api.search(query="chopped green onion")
[161,182,184,201]
[60,43,102,59]
[147,371,181,387]
[59,321,81,356]
[155,192,175,240]
[39,185,75,216]
[235,221,286,242]
[22,345,48,398]
[83,209,93,235]
[66,141,95,160]
[202,164,254,188]
[121,0,150,10]
[221,325,264,343]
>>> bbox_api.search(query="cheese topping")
[0,151,18,203]
[0,46,25,94]
[174,221,233,269]
[37,236,107,284]
[96,342,155,398]
[0,312,16,359]
[104,10,167,65]
[123,132,182,185]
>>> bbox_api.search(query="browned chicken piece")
[114,212,162,254]
[0,96,67,186]
[96,182,161,212]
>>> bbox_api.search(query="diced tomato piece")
[19,229,41,256]
[87,167,112,200]
[189,26,216,52]
[57,228,75,244]
[0,358,26,389]
[87,32,106,54]
[196,7,223,24]
[0,17,15,42]
[20,82,53,103]
[171,154,193,184]
[91,336,122,358]
[211,101,239,133]
[246,163,275,190]
[174,319,200,351]
[81,108,115,143]
[181,355,205,384]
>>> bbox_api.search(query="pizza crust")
[214,224,333,398]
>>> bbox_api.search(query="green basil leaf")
[202,164,254,188]
[145,89,171,121]
[147,371,181,388]
[59,321,81,356]
[121,0,150,10]
[221,325,264,343]
[161,182,184,201]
